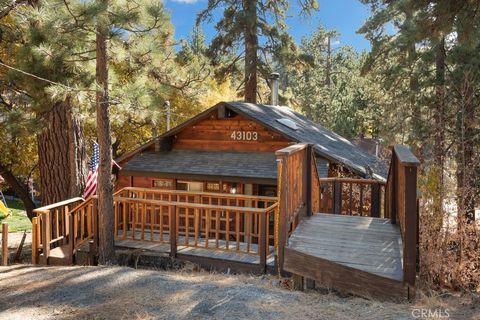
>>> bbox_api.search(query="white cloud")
[170,0,199,4]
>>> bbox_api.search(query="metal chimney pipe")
[270,72,280,106]
[164,100,171,131]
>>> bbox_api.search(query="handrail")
[112,196,272,213]
[394,145,421,166]
[33,197,85,213]
[318,177,386,185]
[275,143,310,155]
[117,186,277,202]
[69,196,95,213]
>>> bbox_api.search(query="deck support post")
[41,211,51,264]
[371,183,380,217]
[92,198,99,257]
[306,146,312,216]
[292,274,304,291]
[276,158,287,276]
[66,211,74,264]
[333,180,342,215]
[2,223,8,266]
[31,217,38,264]
[305,278,315,289]
[404,165,418,298]
[170,205,177,258]
[259,211,267,273]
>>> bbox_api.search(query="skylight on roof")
[276,118,298,130]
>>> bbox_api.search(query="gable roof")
[117,101,387,181]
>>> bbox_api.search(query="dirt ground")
[0,265,478,320]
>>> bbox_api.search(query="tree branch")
[0,162,36,220]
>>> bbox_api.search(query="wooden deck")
[115,231,275,271]
[284,213,406,300]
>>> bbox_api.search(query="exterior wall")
[116,174,132,190]
[115,174,277,197]
[173,110,291,152]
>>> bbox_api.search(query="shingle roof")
[224,102,387,180]
[119,101,388,182]
[121,150,278,182]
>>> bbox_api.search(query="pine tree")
[287,25,378,139]
[197,0,319,103]
[359,0,480,221]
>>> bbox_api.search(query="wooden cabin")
[31,101,420,301]
[115,101,387,198]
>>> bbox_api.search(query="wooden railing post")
[371,183,381,217]
[391,154,398,224]
[2,223,8,266]
[42,211,51,264]
[31,217,38,264]
[170,205,177,258]
[259,211,267,273]
[67,212,74,263]
[305,146,312,216]
[403,165,418,297]
[276,157,287,275]
[92,198,99,255]
[333,180,342,215]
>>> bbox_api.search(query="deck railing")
[32,197,86,264]
[276,143,311,273]
[114,187,277,208]
[316,177,385,217]
[385,145,420,297]
[33,188,277,271]
[69,198,98,257]
[113,196,276,266]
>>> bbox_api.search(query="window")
[177,182,188,191]
[177,181,204,192]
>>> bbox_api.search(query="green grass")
[0,199,31,232]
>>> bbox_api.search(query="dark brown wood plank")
[286,213,403,282]
[284,247,406,301]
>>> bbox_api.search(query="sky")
[164,0,372,52]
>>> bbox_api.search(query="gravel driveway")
[0,265,477,320]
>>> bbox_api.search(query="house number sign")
[230,130,258,141]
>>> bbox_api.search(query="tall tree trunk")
[405,8,422,155]
[37,98,87,205]
[325,36,331,88]
[243,0,258,103]
[455,24,477,222]
[0,163,36,220]
[96,0,116,264]
[456,77,476,222]
[433,37,446,224]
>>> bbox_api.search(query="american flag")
[82,142,99,198]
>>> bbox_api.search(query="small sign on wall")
[153,179,173,189]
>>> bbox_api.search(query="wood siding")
[173,111,291,152]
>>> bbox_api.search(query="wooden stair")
[39,245,73,266]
